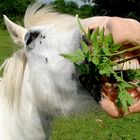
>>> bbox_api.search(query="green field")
[0,29,19,65]
[0,29,140,140]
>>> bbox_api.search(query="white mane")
[24,2,75,29]
[0,50,27,110]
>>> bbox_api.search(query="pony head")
[3,2,96,116]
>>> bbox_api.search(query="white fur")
[0,2,96,140]
[4,15,27,46]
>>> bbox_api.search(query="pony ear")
[3,15,27,46]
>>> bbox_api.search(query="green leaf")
[99,28,105,43]
[99,65,112,77]
[119,81,133,89]
[76,15,87,35]
[98,58,115,77]
[106,33,114,46]
[111,44,121,53]
[75,64,89,75]
[126,69,140,80]
[102,34,113,54]
[91,28,99,50]
[81,41,89,54]
[117,84,134,112]
[102,45,110,54]
[61,49,85,63]
[92,56,100,65]
[113,73,124,82]
[87,28,93,39]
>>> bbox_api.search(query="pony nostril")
[25,31,40,46]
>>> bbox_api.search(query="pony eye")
[25,31,40,46]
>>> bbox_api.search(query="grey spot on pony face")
[71,73,75,80]
[40,41,42,44]
[43,36,45,39]
[45,57,48,63]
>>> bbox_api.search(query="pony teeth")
[113,58,140,70]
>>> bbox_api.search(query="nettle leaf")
[106,33,114,46]
[81,41,89,54]
[119,81,133,89]
[111,44,121,53]
[76,15,87,35]
[113,73,124,82]
[98,58,115,77]
[92,56,100,65]
[61,49,85,63]
[99,64,112,77]
[75,64,89,75]
[102,44,110,54]
[91,28,99,50]
[87,28,93,39]
[99,28,105,43]
[85,52,91,62]
[117,84,134,112]
[102,34,113,54]
[126,69,140,80]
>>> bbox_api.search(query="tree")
[82,0,140,20]
[52,0,94,18]
[78,4,94,18]
[52,0,67,13]
[0,0,32,16]
[0,0,32,28]
[53,0,79,15]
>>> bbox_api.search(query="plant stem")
[116,53,140,64]
[108,45,140,56]
[92,45,140,57]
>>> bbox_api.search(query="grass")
[0,29,140,140]
[52,112,140,140]
[0,29,19,65]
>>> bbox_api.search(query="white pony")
[0,2,97,140]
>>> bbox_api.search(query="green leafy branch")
[61,17,140,112]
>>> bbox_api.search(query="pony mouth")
[79,57,140,105]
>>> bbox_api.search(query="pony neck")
[18,64,54,140]
[0,64,53,140]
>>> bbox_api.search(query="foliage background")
[82,0,140,20]
[0,0,140,28]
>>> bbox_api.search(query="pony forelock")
[24,2,76,29]
[0,50,27,111]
